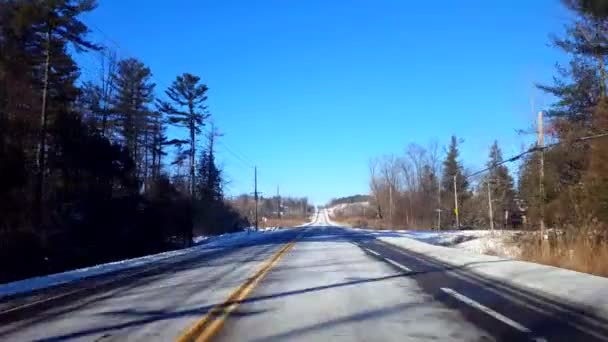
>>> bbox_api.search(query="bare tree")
[369,158,384,219]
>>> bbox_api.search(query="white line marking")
[364,248,380,256]
[382,244,608,341]
[441,287,532,333]
[384,257,411,272]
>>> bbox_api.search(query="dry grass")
[517,229,608,277]
[336,215,608,277]
[339,215,608,277]
[261,217,307,228]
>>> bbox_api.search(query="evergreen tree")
[538,58,600,127]
[194,127,224,236]
[78,81,102,128]
[531,0,608,228]
[485,141,515,228]
[158,73,210,196]
[196,126,223,202]
[24,0,101,213]
[112,58,155,185]
[558,0,608,97]
[149,111,167,181]
[441,136,468,227]
[0,0,212,283]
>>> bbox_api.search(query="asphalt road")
[1,211,608,341]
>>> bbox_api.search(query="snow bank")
[0,228,287,299]
[347,228,520,258]
[367,231,608,317]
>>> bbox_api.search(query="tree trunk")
[143,127,149,192]
[151,132,158,181]
[599,53,606,98]
[35,27,51,230]
[189,101,195,197]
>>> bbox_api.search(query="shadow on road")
[2,225,608,341]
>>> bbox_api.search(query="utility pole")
[254,166,259,231]
[277,185,281,220]
[389,184,393,224]
[453,175,460,229]
[538,111,545,236]
[487,181,494,231]
[437,175,442,230]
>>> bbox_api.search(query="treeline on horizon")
[327,195,371,208]
[230,194,313,223]
[0,0,248,283]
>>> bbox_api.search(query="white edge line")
[364,248,380,256]
[382,243,608,341]
[383,257,411,272]
[441,287,532,333]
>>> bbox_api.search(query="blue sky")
[77,1,571,205]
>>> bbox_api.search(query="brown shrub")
[518,225,608,277]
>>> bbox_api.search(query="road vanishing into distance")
[1,211,608,341]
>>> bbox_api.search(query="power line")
[87,23,173,91]
[216,140,255,168]
[198,125,256,170]
[466,131,608,180]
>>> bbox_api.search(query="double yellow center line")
[176,238,299,342]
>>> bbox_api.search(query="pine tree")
[149,111,167,181]
[78,81,102,127]
[441,136,468,227]
[485,141,515,228]
[558,0,608,97]
[531,0,608,228]
[112,58,155,186]
[196,126,223,202]
[194,127,224,236]
[158,73,210,196]
[24,0,101,215]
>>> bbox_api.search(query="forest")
[0,0,247,283]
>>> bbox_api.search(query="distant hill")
[327,194,371,207]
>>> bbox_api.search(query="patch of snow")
[193,235,209,244]
[348,228,521,258]
[456,233,521,258]
[258,226,283,232]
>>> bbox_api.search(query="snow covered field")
[0,228,287,299]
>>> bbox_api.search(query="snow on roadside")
[400,230,521,258]
[0,228,286,299]
[368,231,608,318]
[347,228,521,258]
